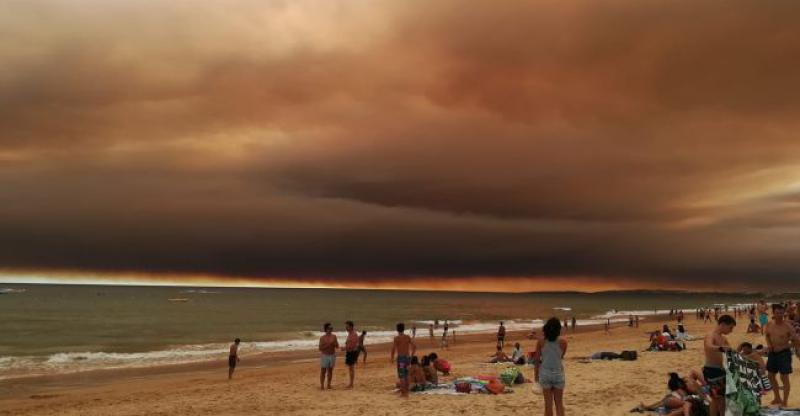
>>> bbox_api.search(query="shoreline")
[2,313,785,416]
[0,315,653,400]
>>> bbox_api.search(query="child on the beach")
[407,356,428,391]
[538,317,567,416]
[428,352,451,376]
[390,322,416,398]
[422,355,438,384]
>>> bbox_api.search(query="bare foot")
[345,385,353,389]
[771,398,782,405]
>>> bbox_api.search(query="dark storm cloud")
[2,0,800,290]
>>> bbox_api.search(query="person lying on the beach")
[632,373,708,416]
[488,344,512,363]
[422,355,438,384]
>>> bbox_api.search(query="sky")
[2,0,800,292]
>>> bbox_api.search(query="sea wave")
[0,316,648,380]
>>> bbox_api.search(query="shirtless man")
[343,320,359,389]
[319,322,339,390]
[765,303,800,408]
[497,321,506,349]
[390,322,416,398]
[428,324,435,345]
[228,338,240,380]
[703,314,735,416]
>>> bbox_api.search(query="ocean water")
[0,284,761,380]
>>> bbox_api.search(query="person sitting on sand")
[407,356,428,392]
[662,324,675,340]
[390,322,416,398]
[737,342,766,370]
[747,318,761,334]
[428,352,451,376]
[511,342,525,365]
[675,324,694,341]
[489,344,511,363]
[319,323,339,390]
[228,338,240,380]
[422,355,438,385]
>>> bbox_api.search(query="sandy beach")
[2,316,795,416]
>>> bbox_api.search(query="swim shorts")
[702,366,726,398]
[767,349,793,374]
[320,354,335,369]
[228,355,237,369]
[760,314,769,327]
[396,355,410,379]
[345,350,360,366]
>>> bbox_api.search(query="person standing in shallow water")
[228,338,240,380]
[538,317,567,416]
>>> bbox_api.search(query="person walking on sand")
[390,322,416,398]
[441,321,449,349]
[571,316,576,332]
[343,321,359,388]
[319,322,339,390]
[429,323,435,345]
[411,324,417,339]
[538,317,567,416]
[228,338,240,380]
[497,321,506,349]
[358,330,368,365]
[765,303,800,408]
[759,300,770,335]
[703,315,736,416]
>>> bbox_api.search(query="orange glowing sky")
[1,0,800,291]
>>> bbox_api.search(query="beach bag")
[514,371,525,384]
[500,367,519,386]
[620,351,637,361]
[455,382,471,394]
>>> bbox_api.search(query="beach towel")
[760,409,800,415]
[725,351,770,416]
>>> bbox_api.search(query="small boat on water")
[168,298,190,302]
[0,288,27,294]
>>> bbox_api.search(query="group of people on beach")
[636,300,800,415]
[224,299,800,415]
